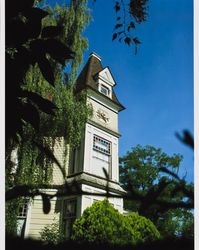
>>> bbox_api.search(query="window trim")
[92,134,112,179]
[99,83,111,97]
[93,134,111,156]
[17,199,30,238]
[17,199,29,219]
[62,199,77,238]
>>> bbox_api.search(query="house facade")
[17,53,125,239]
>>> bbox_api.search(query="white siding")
[81,184,123,214]
[52,138,70,185]
[27,195,61,239]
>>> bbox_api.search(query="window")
[17,199,29,237]
[93,135,111,155]
[100,84,110,96]
[63,199,77,238]
[92,135,112,178]
[18,201,28,218]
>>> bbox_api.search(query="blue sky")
[83,0,193,182]
[49,0,193,182]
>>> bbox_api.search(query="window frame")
[100,84,110,97]
[16,199,29,237]
[93,134,111,156]
[17,199,29,219]
[62,199,77,238]
[92,134,112,179]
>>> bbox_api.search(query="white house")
[17,53,125,239]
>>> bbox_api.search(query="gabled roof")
[98,67,116,87]
[75,53,125,111]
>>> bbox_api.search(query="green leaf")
[20,102,40,131]
[175,130,194,149]
[114,2,120,12]
[41,26,63,38]
[112,33,117,41]
[44,39,74,65]
[21,90,57,115]
[37,56,55,86]
[124,37,131,45]
[127,22,135,32]
[115,23,123,29]
[133,37,141,45]
[130,21,135,28]
[24,8,48,22]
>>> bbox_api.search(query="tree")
[6,0,91,192]
[42,0,91,84]
[71,199,160,246]
[5,0,92,234]
[156,209,194,239]
[6,0,74,150]
[119,145,194,238]
[5,0,74,234]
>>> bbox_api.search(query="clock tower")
[64,52,125,237]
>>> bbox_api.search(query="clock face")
[96,109,110,123]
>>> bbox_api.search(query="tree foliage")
[42,0,91,84]
[40,221,65,245]
[71,199,160,246]
[5,0,92,234]
[119,145,194,238]
[124,212,160,243]
[6,0,74,149]
[156,209,194,239]
[175,130,194,150]
[6,0,91,192]
[120,145,182,195]
[111,0,149,53]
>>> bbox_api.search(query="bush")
[40,221,65,245]
[124,212,160,244]
[71,199,160,246]
[6,200,19,235]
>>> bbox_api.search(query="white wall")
[83,123,119,182]
[81,184,123,214]
[88,97,119,133]
[26,192,61,239]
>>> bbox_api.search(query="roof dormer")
[75,52,125,111]
[95,67,116,99]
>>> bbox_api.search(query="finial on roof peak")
[89,52,101,61]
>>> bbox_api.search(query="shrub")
[40,221,65,245]
[71,199,160,246]
[124,212,160,244]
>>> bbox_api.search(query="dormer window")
[100,84,110,96]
